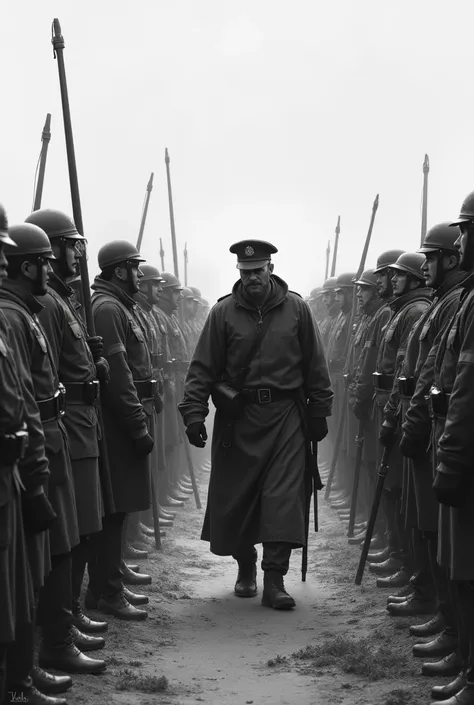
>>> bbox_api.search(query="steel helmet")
[322,276,338,291]
[0,204,16,247]
[160,272,183,289]
[334,272,356,291]
[390,252,426,281]
[188,286,202,298]
[4,223,55,259]
[418,222,459,254]
[308,287,323,301]
[353,268,378,287]
[25,209,84,240]
[182,287,199,300]
[98,240,145,269]
[139,264,164,283]
[450,190,474,227]
[373,249,406,274]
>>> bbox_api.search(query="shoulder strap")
[234,307,278,389]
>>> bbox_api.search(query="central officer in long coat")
[179,240,333,610]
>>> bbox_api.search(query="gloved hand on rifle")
[186,422,208,448]
[95,357,110,384]
[22,486,57,535]
[87,335,104,362]
[379,420,397,448]
[133,433,154,456]
[307,417,328,443]
[433,464,468,508]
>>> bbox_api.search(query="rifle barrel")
[136,172,154,252]
[165,148,179,278]
[330,216,340,277]
[33,113,52,211]
[421,154,430,246]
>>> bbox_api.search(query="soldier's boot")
[234,548,258,598]
[431,671,467,701]
[70,625,105,652]
[261,571,296,610]
[433,681,474,704]
[409,612,445,637]
[5,677,67,705]
[71,600,108,634]
[412,629,458,658]
[31,666,72,695]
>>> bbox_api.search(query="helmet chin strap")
[32,255,48,296]
[460,230,474,272]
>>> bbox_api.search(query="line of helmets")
[305,205,473,313]
[0,206,210,314]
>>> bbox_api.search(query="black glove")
[22,489,57,535]
[307,417,328,443]
[154,394,164,415]
[352,399,370,421]
[433,470,467,508]
[379,422,397,448]
[133,433,154,456]
[399,433,424,459]
[87,336,104,361]
[186,422,208,448]
[95,357,110,384]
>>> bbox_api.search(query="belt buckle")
[257,388,271,404]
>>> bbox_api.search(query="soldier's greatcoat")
[179,275,332,556]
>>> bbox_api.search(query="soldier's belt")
[398,376,416,397]
[373,372,394,391]
[241,387,301,405]
[0,428,29,466]
[38,387,66,422]
[134,379,158,400]
[64,381,100,405]
[428,386,450,418]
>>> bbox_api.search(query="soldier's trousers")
[71,533,101,611]
[37,552,73,647]
[233,542,292,576]
[3,619,35,698]
[88,512,126,600]
[452,581,474,675]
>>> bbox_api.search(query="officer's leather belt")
[0,428,29,465]
[38,388,66,422]
[64,380,100,405]
[398,376,416,397]
[241,388,300,405]
[134,379,157,400]
[428,386,450,418]
[373,372,394,391]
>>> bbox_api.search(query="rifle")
[136,172,154,252]
[302,442,321,582]
[32,113,52,211]
[330,216,340,277]
[347,419,364,537]
[324,195,379,500]
[420,154,430,246]
[355,444,392,585]
[159,238,165,271]
[165,148,179,278]
[325,240,331,281]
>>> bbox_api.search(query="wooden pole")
[165,148,179,278]
[421,154,430,246]
[330,216,340,277]
[136,172,154,252]
[32,113,52,211]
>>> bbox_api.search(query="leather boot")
[70,625,105,652]
[39,643,107,674]
[387,584,414,604]
[376,569,410,588]
[433,682,474,704]
[162,496,185,508]
[158,507,175,520]
[421,651,462,677]
[31,666,72,694]
[431,672,467,701]
[412,630,458,658]
[126,563,140,572]
[122,586,149,605]
[348,531,366,546]
[97,593,147,621]
[139,523,155,537]
[84,589,100,611]
[366,535,386,551]
[234,556,257,598]
[155,518,174,528]
[369,556,402,575]
[387,594,436,617]
[409,612,445,637]
[6,679,67,705]
[261,571,296,610]
[123,545,148,560]
[71,603,108,634]
[122,563,152,586]
[367,546,392,563]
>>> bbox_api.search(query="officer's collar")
[91,276,136,309]
[0,279,44,314]
[434,270,473,300]
[135,291,153,312]
[390,286,431,312]
[48,271,73,298]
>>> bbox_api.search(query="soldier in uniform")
[181,287,200,357]
[25,209,110,646]
[319,277,339,350]
[420,192,474,703]
[88,241,154,621]
[179,240,332,609]
[370,253,431,593]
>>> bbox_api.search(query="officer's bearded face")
[0,244,7,287]
[376,270,391,299]
[240,263,271,297]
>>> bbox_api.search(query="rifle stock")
[355,445,392,585]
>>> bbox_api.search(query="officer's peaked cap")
[229,239,278,270]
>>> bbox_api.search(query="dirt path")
[66,468,442,705]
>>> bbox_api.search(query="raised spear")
[324,239,331,281]
[330,216,340,277]
[136,172,154,252]
[32,113,52,211]
[159,237,165,271]
[421,154,430,246]
[184,242,188,286]
[165,148,179,278]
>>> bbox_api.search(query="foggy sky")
[1,0,472,304]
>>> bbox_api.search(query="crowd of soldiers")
[307,190,474,704]
[0,205,209,705]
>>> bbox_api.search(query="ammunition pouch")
[373,372,394,391]
[38,386,66,422]
[134,379,157,401]
[0,428,29,466]
[398,376,416,397]
[211,382,244,420]
[64,380,100,405]
[428,386,450,418]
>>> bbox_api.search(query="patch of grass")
[267,655,288,667]
[129,660,143,667]
[107,655,124,666]
[383,688,416,705]
[290,636,412,681]
[116,668,169,693]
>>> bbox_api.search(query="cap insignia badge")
[244,246,254,257]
